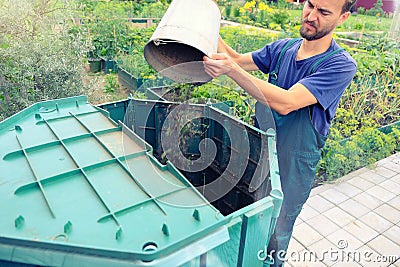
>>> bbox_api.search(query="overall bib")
[255,39,342,266]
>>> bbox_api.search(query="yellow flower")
[243,0,256,10]
[259,2,273,12]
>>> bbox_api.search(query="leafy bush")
[0,0,87,121]
[270,9,291,29]
[357,7,366,15]
[227,0,291,31]
[113,26,157,79]
[115,52,156,80]
[339,79,400,129]
[365,0,385,16]
[317,125,400,182]
[78,0,168,60]
[225,4,232,19]
[137,1,169,18]
[320,70,400,182]
[103,73,119,93]
[331,108,378,139]
[233,6,241,18]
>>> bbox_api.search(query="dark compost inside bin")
[99,99,272,216]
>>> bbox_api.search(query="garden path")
[288,152,400,267]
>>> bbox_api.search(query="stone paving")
[287,152,400,267]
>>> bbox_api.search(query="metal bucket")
[144,0,221,83]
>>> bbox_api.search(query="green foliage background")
[0,0,399,183]
[0,0,88,121]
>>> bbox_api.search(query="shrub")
[365,0,385,16]
[0,0,87,121]
[104,73,119,93]
[270,9,290,29]
[357,7,366,15]
[225,4,232,19]
[317,126,399,182]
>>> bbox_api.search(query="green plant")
[389,127,400,151]
[365,0,385,16]
[135,1,168,17]
[0,0,87,121]
[317,125,400,182]
[103,73,119,93]
[114,26,157,79]
[229,0,291,31]
[270,9,290,29]
[314,35,400,183]
[357,7,366,15]
[225,4,232,18]
[131,90,147,99]
[79,0,166,61]
[82,1,134,58]
[339,78,400,130]
[115,52,156,79]
[191,82,255,123]
[233,6,241,17]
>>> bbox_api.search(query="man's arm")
[203,52,318,115]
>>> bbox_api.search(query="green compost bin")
[0,96,282,267]
[100,97,283,265]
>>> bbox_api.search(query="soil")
[83,64,131,106]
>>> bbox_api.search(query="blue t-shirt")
[252,38,357,136]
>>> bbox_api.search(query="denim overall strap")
[269,38,300,85]
[308,48,344,75]
[255,38,300,132]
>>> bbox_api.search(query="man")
[203,0,357,266]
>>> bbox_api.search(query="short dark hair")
[342,0,357,13]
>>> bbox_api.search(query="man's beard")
[300,19,335,41]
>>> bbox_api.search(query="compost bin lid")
[0,96,227,265]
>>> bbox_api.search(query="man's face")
[300,0,348,41]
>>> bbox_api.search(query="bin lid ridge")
[0,96,227,263]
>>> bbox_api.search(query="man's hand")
[203,51,318,115]
[203,53,236,78]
